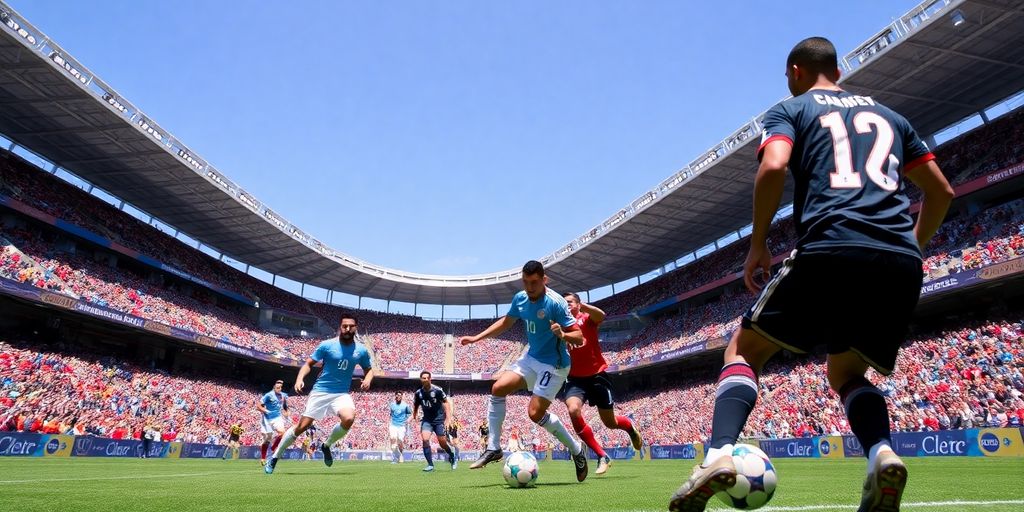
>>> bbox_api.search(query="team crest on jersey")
[430,391,436,398]
[536,310,546,320]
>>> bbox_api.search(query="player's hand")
[360,379,371,391]
[549,320,564,339]
[458,335,478,346]
[294,380,305,394]
[743,241,773,293]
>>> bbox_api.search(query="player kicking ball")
[668,37,952,511]
[459,260,589,482]
[265,314,375,474]
[412,371,456,471]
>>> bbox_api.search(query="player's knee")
[528,408,546,424]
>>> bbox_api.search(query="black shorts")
[228,434,240,443]
[741,248,923,376]
[421,420,446,437]
[560,372,616,409]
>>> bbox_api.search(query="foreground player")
[460,260,589,481]
[223,422,243,460]
[562,293,643,475]
[257,380,289,464]
[388,392,412,464]
[669,37,953,511]
[265,314,375,474]
[412,371,456,471]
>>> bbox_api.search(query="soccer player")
[257,380,289,464]
[446,417,461,460]
[478,421,488,451]
[388,392,412,464]
[265,314,375,474]
[223,422,243,460]
[460,260,589,481]
[561,293,643,475]
[668,37,953,512]
[412,371,456,471]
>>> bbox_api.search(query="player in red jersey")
[560,293,643,475]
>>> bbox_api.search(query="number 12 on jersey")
[820,111,900,192]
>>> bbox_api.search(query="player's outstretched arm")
[459,316,516,345]
[360,368,375,391]
[579,302,606,325]
[905,159,954,250]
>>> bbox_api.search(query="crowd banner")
[584,446,636,460]
[180,442,231,459]
[760,437,819,458]
[650,444,699,460]
[71,436,169,458]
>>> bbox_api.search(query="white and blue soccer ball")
[715,444,777,509]
[502,451,539,488]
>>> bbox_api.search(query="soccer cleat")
[595,455,611,475]
[260,458,266,466]
[572,448,589,482]
[469,449,504,469]
[321,443,334,467]
[423,465,435,472]
[628,424,644,451]
[857,451,908,512]
[668,455,737,512]
[449,452,457,470]
[264,457,278,475]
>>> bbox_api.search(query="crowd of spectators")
[2,313,1019,450]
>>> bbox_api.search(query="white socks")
[867,440,893,475]
[326,424,349,446]
[487,396,506,451]
[538,412,582,456]
[703,444,733,467]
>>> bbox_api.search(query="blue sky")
[6,0,928,311]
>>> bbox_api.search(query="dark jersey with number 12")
[758,88,935,260]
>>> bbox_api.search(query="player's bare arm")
[459,315,516,345]
[443,400,454,428]
[905,159,954,250]
[746,139,791,293]
[294,359,316,394]
[579,302,606,325]
[551,321,584,347]
[360,368,375,391]
[256,401,269,415]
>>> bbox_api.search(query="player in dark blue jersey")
[412,371,456,471]
[669,37,953,512]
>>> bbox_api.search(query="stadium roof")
[1,0,1022,306]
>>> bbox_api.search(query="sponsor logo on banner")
[976,257,1024,280]
[814,436,844,458]
[843,435,864,457]
[892,430,968,457]
[648,444,696,460]
[39,291,77,309]
[761,437,818,458]
[968,428,1024,457]
[0,432,44,456]
[144,320,173,336]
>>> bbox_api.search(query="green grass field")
[0,457,1021,512]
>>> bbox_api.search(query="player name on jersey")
[811,93,876,108]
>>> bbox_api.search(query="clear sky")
[8,1,923,293]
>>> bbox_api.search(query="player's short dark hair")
[522,260,545,277]
[564,292,581,302]
[274,380,284,385]
[339,313,357,325]
[420,370,431,379]
[787,37,838,75]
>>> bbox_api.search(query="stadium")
[1,0,1023,511]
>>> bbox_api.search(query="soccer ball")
[502,451,539,488]
[715,444,777,509]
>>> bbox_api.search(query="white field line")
[0,469,252,484]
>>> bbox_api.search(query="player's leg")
[420,424,436,470]
[435,424,455,469]
[566,395,606,461]
[320,395,356,467]
[471,370,527,468]
[269,421,286,454]
[529,363,588,482]
[590,372,643,451]
[265,415,314,473]
[397,427,406,463]
[260,430,273,463]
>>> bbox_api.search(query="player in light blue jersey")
[257,380,289,464]
[265,314,375,474]
[459,260,589,481]
[388,392,412,464]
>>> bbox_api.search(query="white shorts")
[510,354,569,402]
[260,416,286,434]
[302,391,355,421]
[388,424,407,440]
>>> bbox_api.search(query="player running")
[389,392,412,464]
[265,314,375,474]
[668,37,953,512]
[460,260,589,481]
[257,380,289,464]
[223,422,243,460]
[561,293,643,475]
[412,371,456,471]
[446,418,461,460]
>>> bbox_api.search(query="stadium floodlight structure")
[1,0,1022,312]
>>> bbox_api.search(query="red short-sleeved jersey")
[568,312,608,377]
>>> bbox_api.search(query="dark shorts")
[228,434,240,443]
[421,420,446,437]
[741,248,923,376]
[560,372,616,409]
